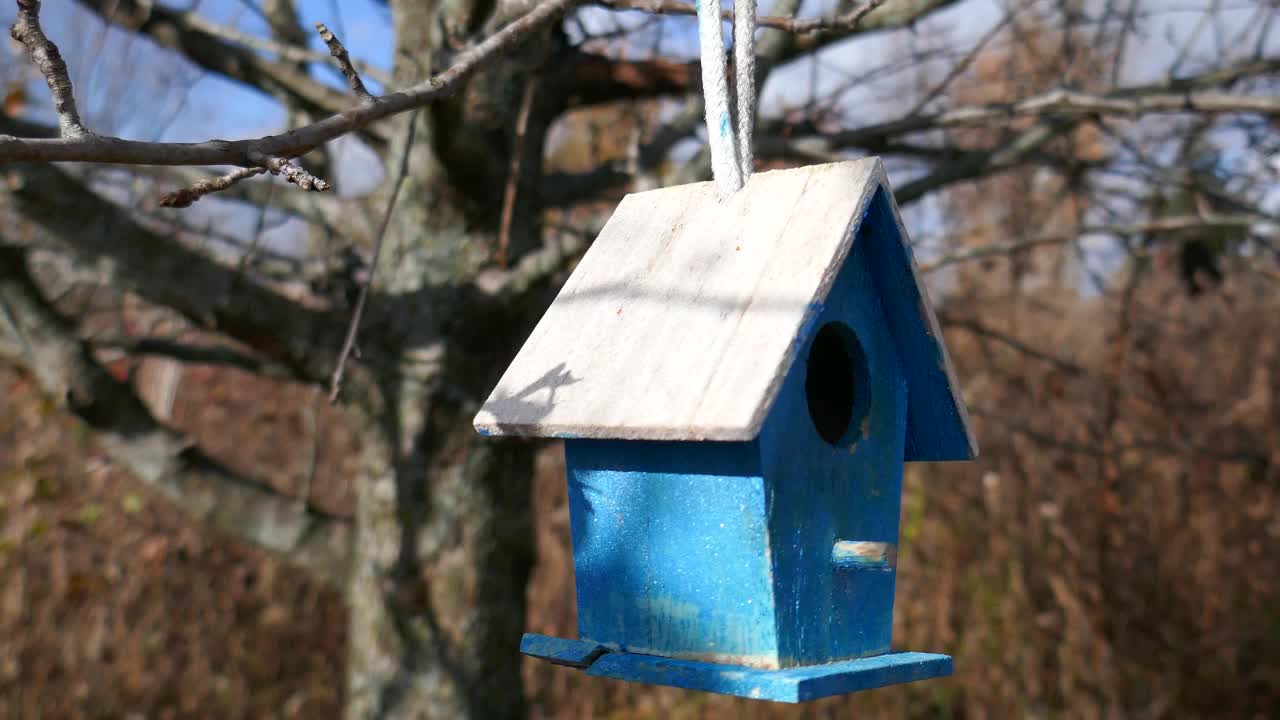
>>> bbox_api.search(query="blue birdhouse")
[474,158,976,703]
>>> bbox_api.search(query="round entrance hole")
[804,322,871,447]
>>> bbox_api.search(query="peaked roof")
[475,159,976,460]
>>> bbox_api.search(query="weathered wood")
[586,649,952,703]
[565,438,781,667]
[491,157,976,702]
[517,634,953,702]
[473,158,975,461]
[554,199,928,672]
[754,226,909,664]
[831,541,897,571]
[519,634,608,668]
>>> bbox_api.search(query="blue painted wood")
[757,224,909,666]
[565,438,781,666]
[519,633,608,668]
[586,650,952,703]
[860,188,974,461]
[520,184,970,699]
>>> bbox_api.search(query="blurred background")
[1,0,1278,718]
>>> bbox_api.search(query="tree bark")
[344,2,556,717]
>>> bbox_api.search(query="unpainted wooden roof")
[474,158,975,457]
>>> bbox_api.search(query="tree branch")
[72,0,388,145]
[795,59,1280,154]
[3,0,583,167]
[328,110,417,403]
[10,0,87,137]
[90,334,297,379]
[0,162,343,385]
[555,48,698,106]
[316,22,374,102]
[159,166,268,208]
[563,0,951,106]
[596,0,889,34]
[546,51,1280,209]
[0,245,352,589]
[180,9,393,86]
[919,214,1264,273]
[895,119,1073,203]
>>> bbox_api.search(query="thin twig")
[10,0,88,137]
[497,76,541,268]
[919,214,1262,273]
[248,152,332,192]
[1,0,583,166]
[329,112,419,403]
[315,22,374,102]
[196,14,375,79]
[159,166,269,207]
[597,0,888,34]
[906,0,1024,116]
[177,10,393,86]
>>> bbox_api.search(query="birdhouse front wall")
[756,202,910,667]
[565,439,784,667]
[562,192,916,671]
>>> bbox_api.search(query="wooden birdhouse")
[474,158,976,702]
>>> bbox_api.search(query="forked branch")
[316,22,374,102]
[10,0,88,137]
[0,0,583,174]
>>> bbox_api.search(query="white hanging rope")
[733,0,757,186]
[698,0,756,195]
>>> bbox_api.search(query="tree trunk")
[345,2,556,717]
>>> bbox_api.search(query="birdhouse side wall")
[757,213,910,667]
[861,188,975,461]
[564,439,785,668]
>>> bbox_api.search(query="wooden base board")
[521,633,952,703]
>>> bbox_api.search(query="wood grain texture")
[474,158,976,460]
[585,649,952,702]
[755,228,909,664]
[565,439,780,667]
[518,634,951,702]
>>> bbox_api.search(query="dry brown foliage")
[2,263,1278,719]
[0,368,348,718]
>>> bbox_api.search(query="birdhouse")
[474,158,976,702]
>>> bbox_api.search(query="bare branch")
[597,0,888,34]
[329,112,418,403]
[474,228,594,300]
[179,10,393,86]
[548,56,1280,209]
[315,22,373,102]
[102,159,365,238]
[250,152,332,192]
[1,162,343,385]
[498,76,541,267]
[159,167,268,208]
[556,49,698,106]
[0,246,352,588]
[74,0,388,145]
[91,334,297,378]
[920,215,1265,273]
[10,0,88,137]
[938,313,1091,377]
[812,62,1280,152]
[1,0,583,167]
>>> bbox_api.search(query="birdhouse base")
[521,633,951,703]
